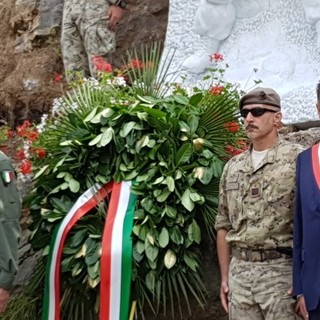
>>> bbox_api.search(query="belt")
[232,246,289,262]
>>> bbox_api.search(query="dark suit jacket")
[293,145,320,311]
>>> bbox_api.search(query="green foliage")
[0,294,38,320]
[25,44,245,319]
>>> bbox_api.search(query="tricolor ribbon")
[42,181,136,320]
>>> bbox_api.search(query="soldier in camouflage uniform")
[215,87,303,320]
[61,0,126,82]
[0,151,22,313]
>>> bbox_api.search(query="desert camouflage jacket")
[215,139,304,249]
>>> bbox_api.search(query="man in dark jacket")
[293,81,320,320]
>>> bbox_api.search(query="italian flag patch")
[1,170,14,184]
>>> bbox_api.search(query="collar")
[242,137,281,173]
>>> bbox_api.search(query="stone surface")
[163,0,320,123]
[0,0,169,125]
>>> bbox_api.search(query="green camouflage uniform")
[0,152,21,290]
[215,139,303,320]
[61,0,118,81]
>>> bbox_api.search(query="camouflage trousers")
[228,257,299,320]
[61,0,116,82]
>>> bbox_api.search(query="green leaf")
[136,135,150,153]
[211,156,224,178]
[145,240,159,262]
[33,164,49,179]
[91,108,115,123]
[187,115,199,135]
[88,133,102,146]
[69,178,80,193]
[136,241,145,254]
[69,229,87,247]
[183,253,199,272]
[188,220,201,244]
[165,205,177,219]
[159,227,169,248]
[169,226,184,245]
[175,143,192,166]
[156,188,171,202]
[165,176,175,192]
[87,260,100,279]
[174,95,189,105]
[120,121,136,138]
[181,189,195,212]
[99,127,114,147]
[85,242,101,266]
[189,92,203,106]
[146,271,156,292]
[84,107,98,122]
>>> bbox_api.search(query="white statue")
[301,0,320,47]
[181,0,235,73]
[163,0,320,123]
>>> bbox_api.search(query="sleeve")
[293,154,303,297]
[0,158,22,290]
[215,162,232,231]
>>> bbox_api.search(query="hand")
[295,296,309,320]
[0,288,10,314]
[220,280,229,313]
[107,5,124,30]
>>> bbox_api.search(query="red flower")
[16,125,27,138]
[209,85,224,95]
[35,147,46,159]
[54,73,63,82]
[225,144,245,158]
[92,56,113,73]
[224,121,240,133]
[236,139,248,150]
[6,130,14,139]
[27,130,39,142]
[210,53,224,62]
[16,149,26,160]
[129,59,143,69]
[22,120,32,128]
[19,159,32,175]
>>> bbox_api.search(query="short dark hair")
[317,81,320,103]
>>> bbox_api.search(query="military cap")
[239,87,281,110]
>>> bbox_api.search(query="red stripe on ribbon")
[54,182,113,320]
[100,182,122,320]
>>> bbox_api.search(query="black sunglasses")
[240,107,277,118]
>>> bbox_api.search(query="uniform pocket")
[85,17,116,56]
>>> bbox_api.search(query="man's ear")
[274,111,282,124]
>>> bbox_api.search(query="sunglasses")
[240,108,277,118]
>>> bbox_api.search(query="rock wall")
[0,0,169,125]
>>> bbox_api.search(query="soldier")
[215,87,303,320]
[0,151,22,313]
[61,0,127,82]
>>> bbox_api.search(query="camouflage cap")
[239,87,281,110]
